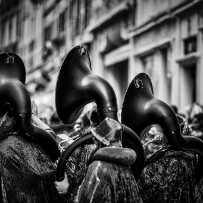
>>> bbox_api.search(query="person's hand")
[54,173,69,195]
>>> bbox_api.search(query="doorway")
[105,59,128,110]
[180,63,196,111]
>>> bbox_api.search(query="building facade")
[88,0,203,114]
[0,0,203,115]
[128,0,203,114]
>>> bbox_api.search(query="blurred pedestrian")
[185,102,203,139]
[38,104,55,125]
[185,102,203,124]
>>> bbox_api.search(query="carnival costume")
[122,73,203,202]
[0,53,64,203]
[55,46,144,202]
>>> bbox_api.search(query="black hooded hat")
[55,46,145,181]
[56,46,118,124]
[0,52,60,162]
[122,73,203,182]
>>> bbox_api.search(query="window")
[184,36,197,55]
[143,54,154,78]
[142,54,158,95]
[44,24,52,43]
[59,11,65,34]
[1,21,5,45]
[84,0,91,28]
[199,6,203,26]
[76,0,81,35]
[70,0,81,38]
[29,57,33,67]
[29,40,35,52]
[9,19,12,41]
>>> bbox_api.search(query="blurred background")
[0,0,203,121]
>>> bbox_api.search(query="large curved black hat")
[122,73,203,182]
[0,52,60,161]
[0,52,29,114]
[56,46,118,124]
[0,52,26,84]
[121,73,178,136]
[55,46,145,180]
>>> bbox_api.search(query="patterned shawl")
[0,113,66,203]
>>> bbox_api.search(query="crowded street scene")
[0,0,203,202]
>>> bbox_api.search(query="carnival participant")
[55,106,98,202]
[122,73,203,203]
[0,52,64,203]
[74,117,142,203]
[54,46,144,202]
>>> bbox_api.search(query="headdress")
[0,52,60,161]
[122,73,203,182]
[55,46,144,181]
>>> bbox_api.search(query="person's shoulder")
[0,134,23,151]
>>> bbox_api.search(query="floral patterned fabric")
[0,113,66,203]
[195,177,203,203]
[65,143,97,202]
[137,115,203,203]
[138,149,197,203]
[0,135,66,203]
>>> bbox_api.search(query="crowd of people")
[1,48,203,203]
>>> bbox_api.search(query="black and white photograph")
[0,0,203,202]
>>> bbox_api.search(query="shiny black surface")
[122,73,203,182]
[56,46,145,181]
[56,46,118,124]
[122,73,179,138]
[0,52,26,84]
[0,52,60,161]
